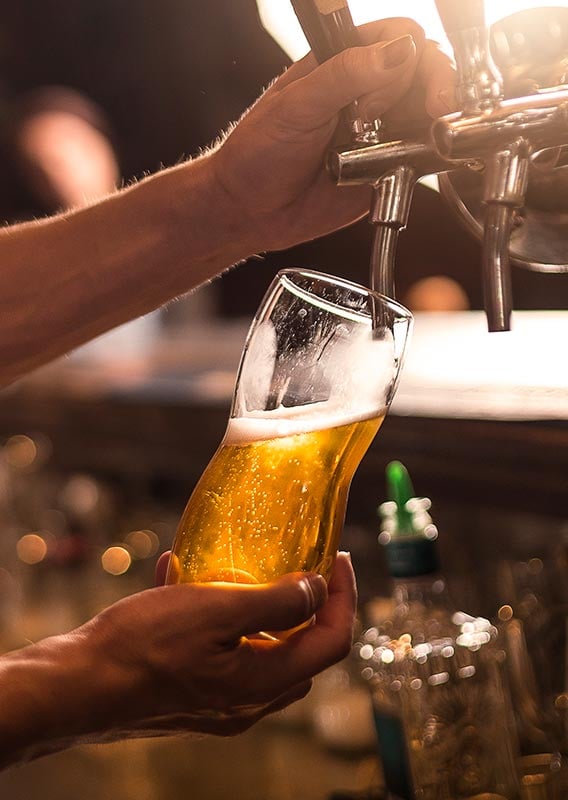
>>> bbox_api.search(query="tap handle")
[434,0,486,34]
[290,0,359,64]
[290,0,380,140]
[290,0,337,63]
[434,0,502,114]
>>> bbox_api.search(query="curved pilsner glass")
[167,269,412,588]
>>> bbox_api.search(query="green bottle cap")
[386,461,416,535]
[379,461,440,578]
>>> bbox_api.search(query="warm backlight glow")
[5,435,38,469]
[258,1,562,62]
[101,546,132,575]
[125,529,159,559]
[17,533,48,565]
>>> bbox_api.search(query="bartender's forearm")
[0,25,450,388]
[0,153,255,387]
[0,633,129,769]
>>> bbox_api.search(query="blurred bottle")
[355,462,520,800]
[310,659,378,755]
[496,560,561,757]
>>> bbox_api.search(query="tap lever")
[290,0,382,141]
[312,0,359,53]
[434,0,486,34]
[290,0,336,63]
[435,0,503,115]
[290,0,357,63]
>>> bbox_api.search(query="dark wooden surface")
[0,386,565,517]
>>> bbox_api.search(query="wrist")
[147,151,261,291]
[205,148,265,256]
[0,629,139,768]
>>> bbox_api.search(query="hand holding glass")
[167,270,412,589]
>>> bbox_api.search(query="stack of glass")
[355,462,521,800]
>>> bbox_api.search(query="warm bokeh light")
[101,546,132,575]
[483,0,565,26]
[125,529,160,559]
[60,475,100,515]
[4,435,38,469]
[17,533,48,565]
[258,1,562,62]
[498,604,514,621]
[257,0,451,61]
[528,557,544,574]
[258,1,309,61]
[404,276,470,313]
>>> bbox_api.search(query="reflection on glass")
[167,269,412,587]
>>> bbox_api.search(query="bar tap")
[434,0,520,330]
[289,0,371,136]
[290,0,416,301]
[291,0,568,332]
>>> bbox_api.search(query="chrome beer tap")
[291,0,568,332]
[290,0,419,302]
[433,0,527,331]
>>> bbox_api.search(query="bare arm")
[0,157,252,384]
[0,19,456,770]
[0,554,356,769]
[0,19,454,387]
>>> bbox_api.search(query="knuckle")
[330,49,362,86]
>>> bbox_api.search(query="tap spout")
[370,225,399,299]
[482,204,514,332]
[369,165,416,298]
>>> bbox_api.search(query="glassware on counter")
[355,462,520,800]
[166,269,412,589]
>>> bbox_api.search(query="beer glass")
[166,269,412,588]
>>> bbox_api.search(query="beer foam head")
[235,321,396,423]
[326,325,397,411]
[225,402,384,445]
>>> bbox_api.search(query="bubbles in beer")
[168,408,385,586]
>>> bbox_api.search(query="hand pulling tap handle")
[290,0,358,59]
[290,0,346,63]
[290,0,402,314]
[290,3,421,311]
[290,0,367,134]
[310,0,359,54]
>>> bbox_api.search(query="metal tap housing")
[324,1,568,331]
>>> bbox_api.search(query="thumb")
[220,572,328,640]
[282,34,417,128]
[155,551,171,586]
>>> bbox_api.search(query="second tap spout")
[369,165,416,299]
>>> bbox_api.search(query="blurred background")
[0,1,566,798]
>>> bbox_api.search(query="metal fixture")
[291,0,568,331]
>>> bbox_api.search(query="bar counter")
[0,310,566,798]
[0,311,565,516]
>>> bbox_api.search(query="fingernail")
[299,574,328,617]
[338,550,352,565]
[380,34,416,70]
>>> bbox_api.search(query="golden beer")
[166,408,384,586]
